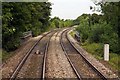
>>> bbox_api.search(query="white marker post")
[104,44,109,61]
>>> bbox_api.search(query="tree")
[100,2,120,53]
[2,2,52,51]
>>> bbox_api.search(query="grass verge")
[2,49,14,62]
[0,49,2,63]
[82,42,120,71]
[70,31,75,37]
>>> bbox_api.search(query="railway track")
[9,30,57,79]
[60,29,107,80]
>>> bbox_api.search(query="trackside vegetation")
[74,2,120,71]
[2,2,52,51]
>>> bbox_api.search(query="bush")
[3,37,20,51]
[87,22,118,53]
[2,2,51,51]
[77,19,118,54]
[76,16,90,42]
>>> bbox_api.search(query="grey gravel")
[45,31,76,78]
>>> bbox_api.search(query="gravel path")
[45,30,76,78]
[67,30,118,79]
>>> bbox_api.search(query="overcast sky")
[49,0,101,19]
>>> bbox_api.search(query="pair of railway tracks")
[4,28,113,79]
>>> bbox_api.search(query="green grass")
[109,53,119,70]
[81,42,120,71]
[0,49,2,61]
[70,31,75,37]
[82,42,104,59]
[2,49,14,62]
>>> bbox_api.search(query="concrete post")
[104,44,109,61]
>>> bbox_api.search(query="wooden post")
[104,44,109,61]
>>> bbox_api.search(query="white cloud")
[49,0,101,19]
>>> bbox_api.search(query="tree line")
[50,17,73,29]
[2,2,73,52]
[75,2,120,54]
[2,2,119,55]
[2,2,52,51]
